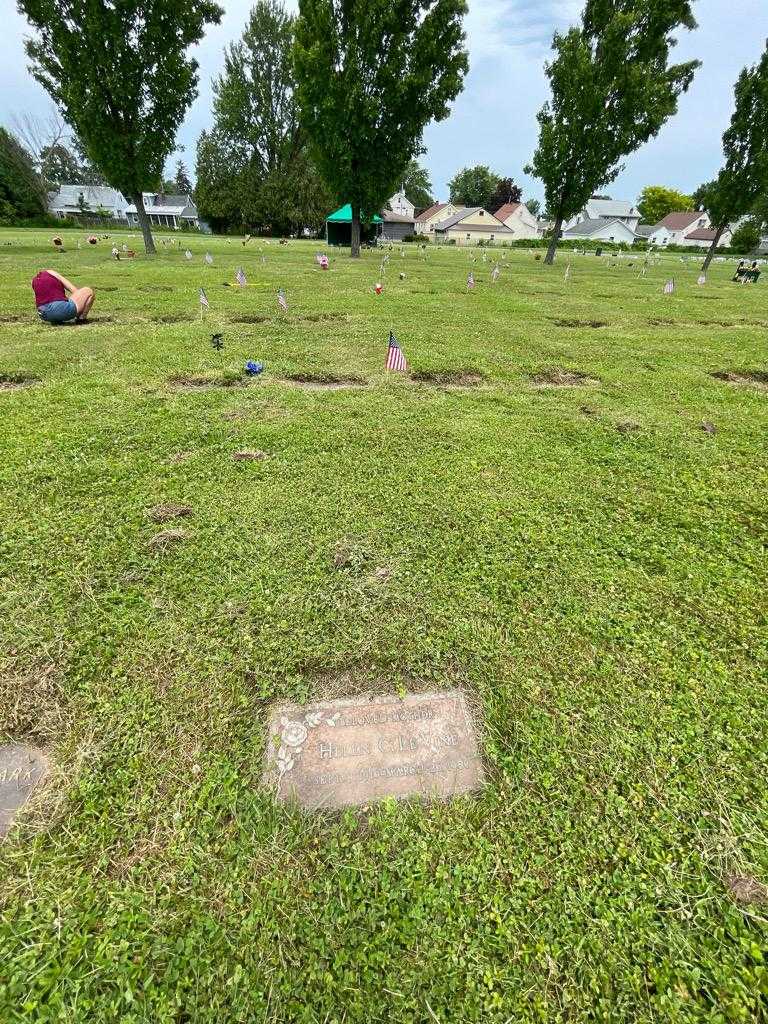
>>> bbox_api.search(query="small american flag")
[467,271,475,290]
[697,274,706,286]
[385,331,407,371]
[491,265,500,283]
[315,252,323,265]
[185,249,192,260]
[204,252,213,265]
[564,263,571,282]
[663,278,675,294]
[236,267,247,287]
[277,288,288,312]
[199,287,209,310]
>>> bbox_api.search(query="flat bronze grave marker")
[0,744,48,838]
[264,690,483,809]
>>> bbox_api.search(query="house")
[124,193,200,229]
[325,204,383,246]
[380,209,415,241]
[414,201,457,236]
[433,207,514,245]
[48,185,128,221]
[647,211,710,247]
[683,225,733,249]
[634,224,655,240]
[564,198,641,234]
[562,218,637,244]
[492,202,540,240]
[387,191,415,219]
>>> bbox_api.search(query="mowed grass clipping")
[0,229,767,1023]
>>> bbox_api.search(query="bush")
[0,214,79,229]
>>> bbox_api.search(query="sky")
[2,0,766,207]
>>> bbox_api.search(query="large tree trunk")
[132,192,156,255]
[544,215,564,265]
[701,224,726,273]
[350,203,361,258]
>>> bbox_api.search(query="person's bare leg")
[70,286,95,321]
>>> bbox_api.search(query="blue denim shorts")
[38,299,77,324]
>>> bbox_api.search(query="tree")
[697,42,768,272]
[19,0,223,254]
[196,0,330,236]
[637,184,693,225]
[174,160,193,195]
[730,219,760,255]
[39,142,83,187]
[487,177,522,212]
[526,1,699,263]
[525,197,541,218]
[294,0,468,256]
[448,165,499,209]
[400,159,433,209]
[0,127,47,220]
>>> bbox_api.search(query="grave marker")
[0,744,48,838]
[264,689,483,809]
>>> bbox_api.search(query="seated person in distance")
[32,269,95,324]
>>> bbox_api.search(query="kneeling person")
[32,269,95,324]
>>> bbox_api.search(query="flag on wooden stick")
[185,249,192,260]
[467,271,475,291]
[199,287,209,319]
[277,287,288,311]
[697,274,706,286]
[385,331,407,371]
[564,263,571,282]
[663,278,675,294]
[236,267,247,287]
[491,265,500,283]
[204,252,213,265]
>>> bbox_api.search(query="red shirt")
[32,271,67,307]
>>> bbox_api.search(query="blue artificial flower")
[245,361,264,376]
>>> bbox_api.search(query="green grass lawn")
[1,228,766,1023]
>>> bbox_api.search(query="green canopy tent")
[325,205,383,247]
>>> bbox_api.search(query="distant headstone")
[264,690,483,810]
[0,744,48,838]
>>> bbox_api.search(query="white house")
[562,218,637,244]
[124,193,199,229]
[564,198,641,234]
[414,201,457,236]
[387,191,415,219]
[683,225,734,249]
[492,202,540,240]
[48,185,128,220]
[433,207,514,245]
[647,211,711,247]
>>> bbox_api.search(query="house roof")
[435,207,480,230]
[149,193,192,208]
[634,224,654,237]
[382,210,415,224]
[49,185,126,209]
[588,198,638,219]
[685,228,720,241]
[415,202,449,223]
[493,202,521,222]
[563,217,634,237]
[653,211,700,231]
[326,204,383,224]
[125,202,195,216]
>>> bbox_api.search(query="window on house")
[490,234,494,240]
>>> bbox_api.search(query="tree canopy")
[294,0,468,255]
[19,0,222,253]
[487,177,523,213]
[696,41,768,270]
[526,0,699,263]
[0,127,47,221]
[637,185,693,225]
[448,165,499,209]
[400,160,434,210]
[195,0,330,236]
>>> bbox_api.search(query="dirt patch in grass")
[95,286,119,292]
[283,372,367,389]
[139,284,173,293]
[229,315,270,324]
[147,528,189,550]
[154,314,194,323]
[60,316,114,326]
[298,312,345,323]
[616,419,641,434]
[700,421,717,435]
[726,874,767,905]
[168,372,247,390]
[531,369,600,388]
[146,503,193,523]
[411,369,485,387]
[0,372,40,391]
[168,451,194,463]
[0,663,64,744]
[552,318,608,329]
[0,315,27,324]
[648,317,675,326]
[232,449,268,461]
[711,370,768,391]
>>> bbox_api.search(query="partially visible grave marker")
[0,744,48,838]
[264,690,483,809]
